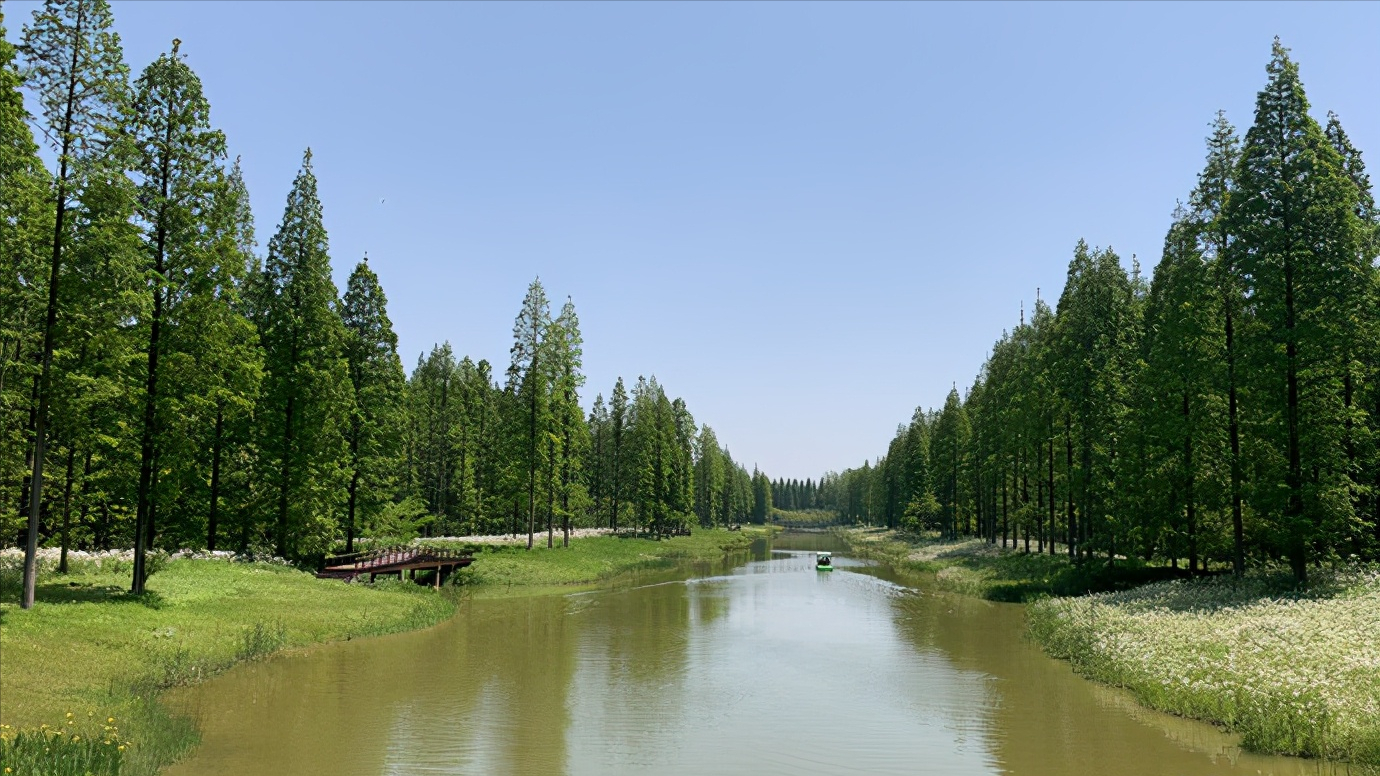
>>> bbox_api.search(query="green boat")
[815,551,833,571]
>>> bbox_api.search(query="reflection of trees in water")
[887,592,1317,776]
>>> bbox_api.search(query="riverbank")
[836,527,1380,767]
[428,526,770,593]
[0,556,456,775]
[0,527,768,775]
[838,526,1176,601]
[1028,570,1380,765]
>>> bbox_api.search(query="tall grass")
[1027,568,1380,764]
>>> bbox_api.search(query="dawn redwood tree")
[340,256,405,552]
[260,149,351,559]
[126,40,227,591]
[507,278,552,550]
[1192,112,1248,575]
[186,158,262,553]
[1141,210,1226,572]
[694,425,725,528]
[17,0,128,607]
[1225,39,1367,581]
[608,376,628,531]
[1323,112,1380,551]
[550,298,585,547]
[0,10,52,549]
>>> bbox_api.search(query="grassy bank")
[838,527,1178,602]
[1028,570,1380,765]
[0,558,455,775]
[428,527,768,593]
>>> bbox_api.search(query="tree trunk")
[1048,432,1056,555]
[208,405,225,551]
[58,444,76,573]
[1283,239,1306,583]
[21,5,84,609]
[1065,414,1076,559]
[276,394,295,558]
[1183,391,1198,574]
[345,412,360,553]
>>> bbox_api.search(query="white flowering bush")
[1028,567,1380,764]
[0,547,292,581]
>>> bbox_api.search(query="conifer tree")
[0,9,53,547]
[608,376,628,531]
[1191,112,1247,575]
[507,278,551,550]
[340,256,404,552]
[550,298,585,547]
[1141,210,1227,572]
[126,39,227,590]
[260,149,351,559]
[17,0,128,607]
[1225,39,1366,580]
[187,159,262,553]
[1323,112,1380,550]
[694,425,725,527]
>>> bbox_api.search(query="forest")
[808,41,1379,583]
[0,1,774,609]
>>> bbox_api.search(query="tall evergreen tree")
[507,278,551,550]
[550,298,585,547]
[126,39,227,590]
[0,8,53,547]
[17,0,128,607]
[1225,39,1366,581]
[608,376,628,531]
[260,149,351,559]
[340,256,404,552]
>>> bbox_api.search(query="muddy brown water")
[163,532,1342,776]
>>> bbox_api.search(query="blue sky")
[6,2,1378,480]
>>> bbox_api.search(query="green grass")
[431,528,766,593]
[768,509,841,528]
[1027,569,1380,766]
[0,559,455,775]
[838,527,1185,602]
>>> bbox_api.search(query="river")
[163,532,1340,776]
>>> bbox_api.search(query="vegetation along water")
[1,1,1377,774]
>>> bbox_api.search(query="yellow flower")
[107,717,115,724]
[118,745,126,751]
[65,712,74,719]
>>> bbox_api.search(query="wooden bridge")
[317,545,474,588]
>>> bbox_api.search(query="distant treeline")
[810,41,1379,582]
[1,1,773,605]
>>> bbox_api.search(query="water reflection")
[165,533,1336,776]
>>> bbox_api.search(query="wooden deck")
[317,546,473,588]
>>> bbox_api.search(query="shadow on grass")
[0,578,165,608]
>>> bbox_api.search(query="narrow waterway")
[164,533,1338,776]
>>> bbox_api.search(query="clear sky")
[6,1,1378,481]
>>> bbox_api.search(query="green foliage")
[259,150,352,559]
[0,716,131,776]
[815,40,1380,580]
[340,257,405,551]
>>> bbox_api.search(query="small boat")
[816,551,833,571]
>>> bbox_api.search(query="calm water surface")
[164,533,1340,776]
